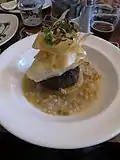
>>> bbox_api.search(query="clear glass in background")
[18,0,45,27]
[90,4,120,40]
[51,0,85,19]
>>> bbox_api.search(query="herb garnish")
[44,29,53,46]
[42,11,79,46]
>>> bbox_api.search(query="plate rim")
[0,14,18,46]
[0,34,120,149]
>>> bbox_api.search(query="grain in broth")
[22,61,101,116]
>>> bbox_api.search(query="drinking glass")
[51,0,85,19]
[18,0,45,27]
[90,4,119,40]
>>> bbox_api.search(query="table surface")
[1,130,120,159]
[0,6,120,150]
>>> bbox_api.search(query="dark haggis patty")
[40,66,80,90]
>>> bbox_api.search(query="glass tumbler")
[51,0,85,19]
[90,13,119,40]
[90,4,119,40]
[18,0,45,27]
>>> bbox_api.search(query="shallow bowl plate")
[0,34,120,149]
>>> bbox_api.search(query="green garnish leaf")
[44,28,50,34]
[44,32,53,46]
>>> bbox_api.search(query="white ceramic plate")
[0,14,18,46]
[0,0,52,13]
[0,34,120,149]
